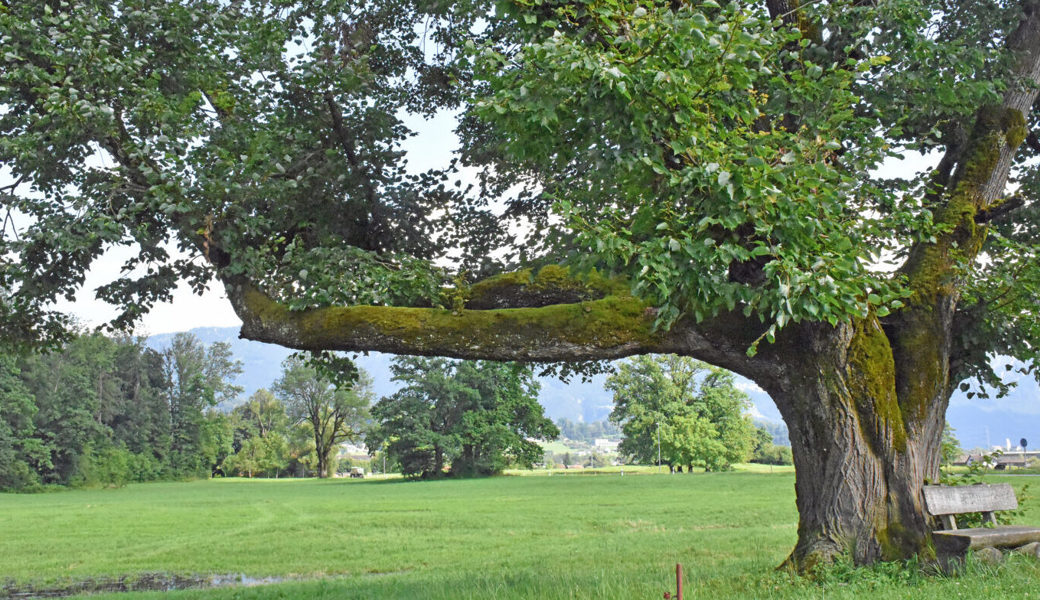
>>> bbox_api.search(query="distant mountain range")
[147,326,1039,451]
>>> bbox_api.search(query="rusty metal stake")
[664,563,685,600]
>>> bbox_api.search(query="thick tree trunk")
[762,319,949,570]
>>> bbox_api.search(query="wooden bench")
[923,483,1040,554]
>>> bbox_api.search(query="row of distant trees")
[0,331,382,490]
[0,331,564,488]
[225,357,564,480]
[373,355,793,477]
[223,357,373,480]
[2,330,789,490]
[0,332,240,490]
[235,354,793,479]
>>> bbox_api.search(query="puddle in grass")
[0,572,292,598]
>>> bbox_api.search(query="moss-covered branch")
[221,265,783,379]
[464,265,627,309]
[223,274,684,361]
[898,3,1040,303]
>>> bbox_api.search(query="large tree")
[160,333,242,476]
[0,355,41,489]
[369,357,558,478]
[224,389,292,477]
[103,337,170,472]
[2,0,1040,569]
[231,389,290,441]
[17,333,116,484]
[608,355,755,472]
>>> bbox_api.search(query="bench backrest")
[923,483,1018,516]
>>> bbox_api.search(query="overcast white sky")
[51,245,242,337]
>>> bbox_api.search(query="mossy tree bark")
[757,318,949,569]
[765,2,1040,570]
[219,2,1040,573]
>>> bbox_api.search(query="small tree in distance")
[273,357,372,479]
[941,424,963,467]
[750,426,793,466]
[234,389,289,440]
[224,389,291,478]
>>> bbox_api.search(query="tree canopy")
[369,357,558,478]
[608,355,755,471]
[3,0,1040,570]
[0,0,1035,381]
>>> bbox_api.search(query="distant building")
[337,443,370,461]
[956,450,1040,469]
[994,451,1038,469]
[593,438,620,452]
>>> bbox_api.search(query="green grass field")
[2,470,1040,599]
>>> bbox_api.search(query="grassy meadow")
[2,470,1040,599]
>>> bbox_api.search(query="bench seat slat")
[932,526,1040,552]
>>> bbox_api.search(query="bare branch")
[976,195,1027,223]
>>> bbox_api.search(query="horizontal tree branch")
[225,276,672,361]
[221,272,775,381]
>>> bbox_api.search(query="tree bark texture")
[760,319,948,568]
